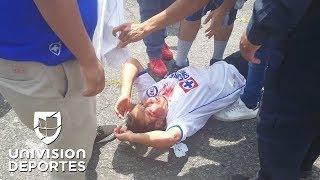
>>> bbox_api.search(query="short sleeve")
[134,71,156,100]
[166,116,209,143]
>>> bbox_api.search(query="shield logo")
[33,112,62,145]
[49,42,62,56]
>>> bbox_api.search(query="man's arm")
[120,58,144,97]
[246,0,312,45]
[113,0,209,47]
[114,58,144,118]
[33,0,105,96]
[115,126,182,149]
[240,0,312,63]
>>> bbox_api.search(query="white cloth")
[134,61,246,142]
[93,0,130,69]
[172,143,189,158]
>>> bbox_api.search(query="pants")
[137,0,173,59]
[0,59,97,180]
[240,47,268,109]
[186,0,238,26]
[257,86,320,180]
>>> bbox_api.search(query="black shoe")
[94,125,117,143]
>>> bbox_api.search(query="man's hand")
[112,23,147,48]
[79,57,105,96]
[240,32,261,64]
[204,10,228,39]
[114,126,133,141]
[114,94,132,118]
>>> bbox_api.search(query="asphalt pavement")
[0,0,319,179]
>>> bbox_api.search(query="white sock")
[176,39,192,66]
[213,40,228,60]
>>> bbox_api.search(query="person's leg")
[137,0,166,59]
[137,0,174,78]
[176,19,201,67]
[257,103,320,180]
[240,48,268,109]
[0,59,96,180]
[210,9,237,64]
[213,45,267,122]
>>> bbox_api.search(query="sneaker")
[210,58,222,66]
[172,59,189,72]
[148,58,168,78]
[213,98,258,122]
[94,125,117,143]
[161,42,173,61]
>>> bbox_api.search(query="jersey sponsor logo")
[146,86,158,97]
[49,42,62,56]
[168,70,190,81]
[179,77,198,93]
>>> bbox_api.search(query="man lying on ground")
[112,58,245,148]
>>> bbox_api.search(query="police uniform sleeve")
[246,0,313,45]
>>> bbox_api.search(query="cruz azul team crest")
[33,112,62,145]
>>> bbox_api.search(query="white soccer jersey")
[134,61,246,142]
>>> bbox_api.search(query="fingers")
[204,15,211,24]
[240,47,261,64]
[204,11,214,24]
[82,85,104,97]
[114,104,125,119]
[117,40,129,48]
[205,28,215,39]
[82,79,105,97]
[112,24,128,37]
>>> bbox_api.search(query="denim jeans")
[137,0,173,59]
[240,47,268,109]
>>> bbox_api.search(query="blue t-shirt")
[0,0,97,66]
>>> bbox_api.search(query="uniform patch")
[146,86,158,97]
[179,77,198,93]
[49,41,62,56]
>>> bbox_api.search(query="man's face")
[129,96,168,131]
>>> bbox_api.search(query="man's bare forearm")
[129,130,180,149]
[120,59,143,96]
[142,0,209,36]
[33,0,96,65]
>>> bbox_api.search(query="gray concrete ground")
[0,0,319,179]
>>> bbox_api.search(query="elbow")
[155,134,180,149]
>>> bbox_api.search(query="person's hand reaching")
[114,94,132,118]
[79,57,105,96]
[240,32,261,64]
[112,23,147,48]
[114,125,133,141]
[204,9,228,39]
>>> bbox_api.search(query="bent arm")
[247,0,312,45]
[33,0,96,65]
[130,127,182,149]
[120,58,144,97]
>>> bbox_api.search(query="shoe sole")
[95,133,116,144]
[213,114,257,122]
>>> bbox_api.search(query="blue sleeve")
[246,0,312,45]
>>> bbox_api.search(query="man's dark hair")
[126,111,165,133]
